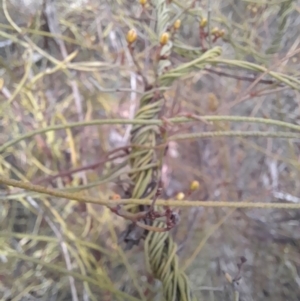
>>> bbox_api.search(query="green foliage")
[1,0,300,300]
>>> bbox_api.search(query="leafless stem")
[207,0,212,48]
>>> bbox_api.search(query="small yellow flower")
[126,29,137,44]
[139,0,147,6]
[160,32,170,46]
[176,192,185,200]
[190,180,200,191]
[200,18,207,28]
[211,27,219,35]
[173,19,181,30]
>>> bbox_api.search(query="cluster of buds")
[161,18,181,44]
[125,24,173,80]
[126,18,180,63]
[199,18,226,50]
[175,180,200,201]
[211,27,225,39]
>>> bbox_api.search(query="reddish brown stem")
[33,145,130,184]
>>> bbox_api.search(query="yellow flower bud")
[173,19,181,30]
[176,192,185,200]
[139,0,147,6]
[200,18,207,28]
[218,29,225,38]
[160,32,170,46]
[190,180,200,191]
[211,27,219,35]
[252,6,258,14]
[126,29,137,44]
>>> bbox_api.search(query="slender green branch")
[1,116,300,152]
[1,176,300,209]
[207,58,300,90]
[169,131,300,141]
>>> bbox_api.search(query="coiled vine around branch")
[124,1,222,300]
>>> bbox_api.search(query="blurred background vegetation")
[1,0,300,300]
